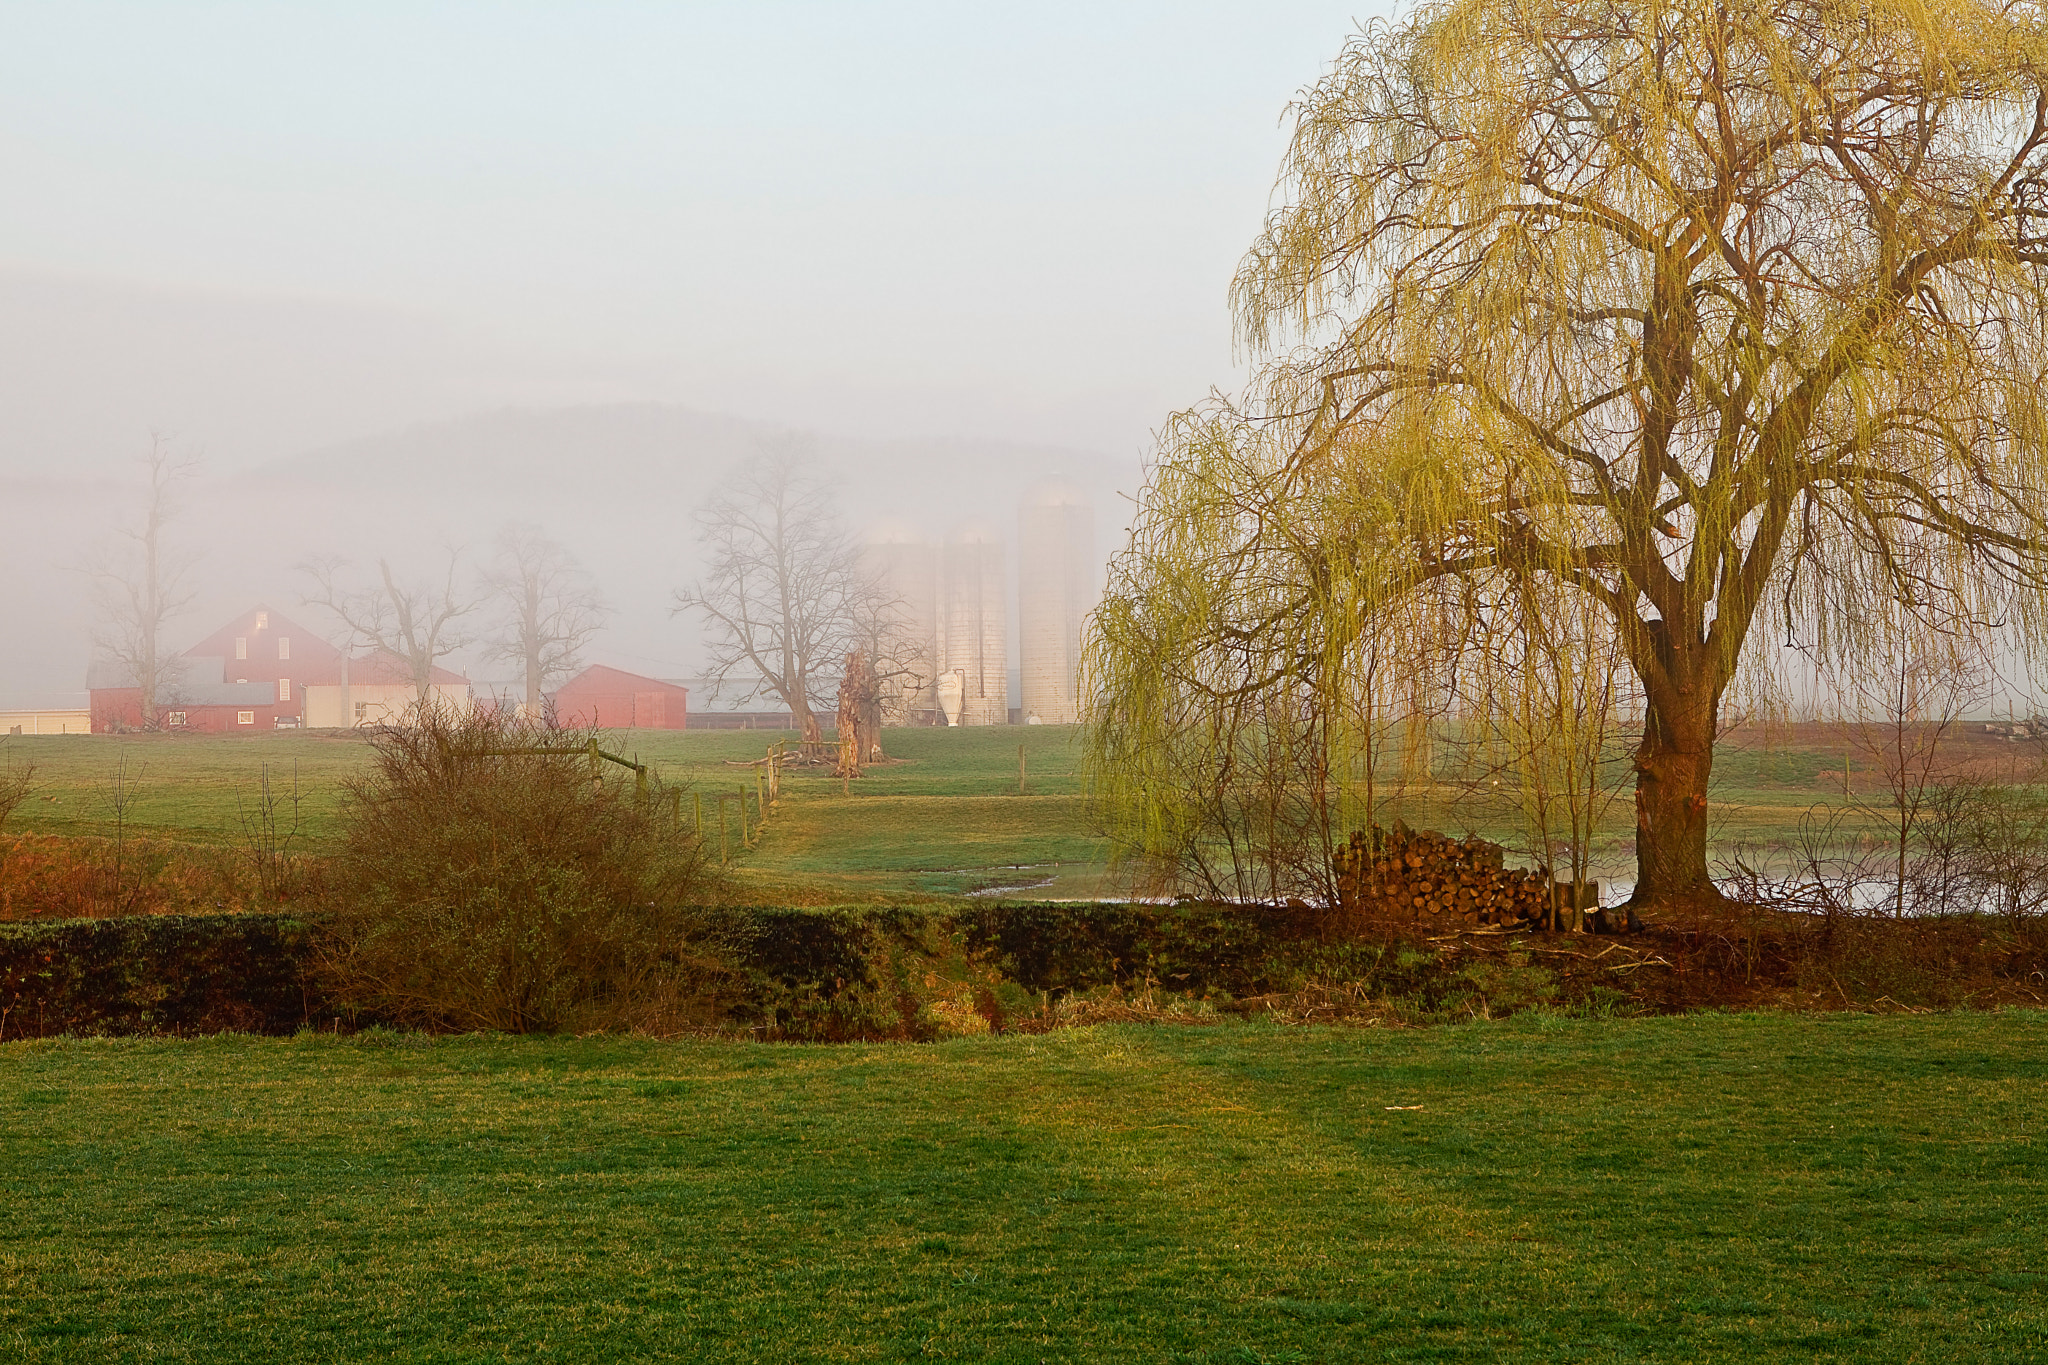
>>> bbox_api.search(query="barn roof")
[166,681,280,707]
[321,649,467,687]
[555,664,689,694]
[89,643,467,691]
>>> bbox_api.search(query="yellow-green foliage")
[1089,0,2048,901]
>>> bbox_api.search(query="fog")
[0,2,1390,706]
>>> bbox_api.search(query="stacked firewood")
[1334,823,1594,930]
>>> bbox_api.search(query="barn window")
[277,678,291,702]
[255,611,269,631]
[237,710,255,725]
[166,711,186,726]
[235,637,247,660]
[277,637,290,660]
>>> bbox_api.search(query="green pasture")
[0,726,1106,902]
[0,723,2027,901]
[3,1011,2043,1363]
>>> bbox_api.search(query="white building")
[858,522,942,724]
[1017,479,1097,725]
[300,651,471,729]
[939,522,1008,726]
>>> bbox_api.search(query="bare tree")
[91,436,198,730]
[0,745,34,833]
[847,576,930,752]
[1830,636,1993,917]
[303,553,476,706]
[673,444,868,744]
[482,525,608,717]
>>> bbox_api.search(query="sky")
[0,1,1392,471]
[0,0,1398,705]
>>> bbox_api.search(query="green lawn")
[3,1012,2043,1362]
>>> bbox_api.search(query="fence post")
[1019,744,1027,795]
[738,784,750,847]
[718,798,728,864]
[694,790,703,835]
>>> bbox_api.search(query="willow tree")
[1089,0,2048,907]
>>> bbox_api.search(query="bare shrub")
[0,747,39,914]
[237,761,307,906]
[1954,785,2048,930]
[0,747,34,834]
[317,706,730,1033]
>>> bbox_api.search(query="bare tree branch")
[672,442,873,744]
[301,552,477,705]
[90,434,199,730]
[481,525,608,717]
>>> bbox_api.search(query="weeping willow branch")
[1088,0,2048,909]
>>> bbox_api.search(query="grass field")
[0,725,1104,902]
[3,719,2044,901]
[3,1011,2043,1363]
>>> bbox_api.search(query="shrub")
[0,744,33,832]
[0,913,334,1037]
[316,707,729,1033]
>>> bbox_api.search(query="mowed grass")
[3,1012,2044,1363]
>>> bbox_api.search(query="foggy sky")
[0,2,1394,704]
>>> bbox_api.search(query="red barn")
[551,665,688,730]
[88,605,471,733]
[89,605,343,733]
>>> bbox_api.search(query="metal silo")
[1017,479,1096,725]
[857,521,940,724]
[940,521,1008,725]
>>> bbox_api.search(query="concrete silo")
[1017,480,1096,725]
[857,521,939,724]
[939,521,1008,726]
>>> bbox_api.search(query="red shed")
[551,665,689,730]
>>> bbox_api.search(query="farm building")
[88,605,338,733]
[299,651,471,729]
[549,666,688,730]
[0,707,90,735]
[88,605,470,733]
[1017,479,1098,726]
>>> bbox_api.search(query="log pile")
[1334,823,1598,931]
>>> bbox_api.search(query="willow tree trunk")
[1630,683,1721,908]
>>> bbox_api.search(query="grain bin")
[939,521,1008,726]
[857,521,940,723]
[1017,480,1096,725]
